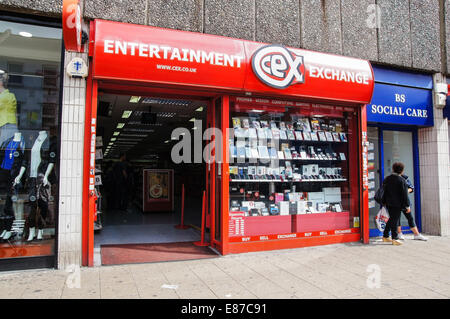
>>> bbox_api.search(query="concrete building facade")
[0,0,449,270]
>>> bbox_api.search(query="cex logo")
[252,45,305,89]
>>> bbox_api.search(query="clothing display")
[0,133,26,232]
[26,131,57,184]
[0,89,17,128]
[0,131,57,239]
[25,132,57,231]
[0,89,18,147]
[0,134,26,174]
[27,175,51,229]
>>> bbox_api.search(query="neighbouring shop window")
[367,126,381,228]
[228,101,360,238]
[0,20,61,260]
[383,130,415,227]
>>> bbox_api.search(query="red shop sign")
[92,19,374,104]
[62,0,83,52]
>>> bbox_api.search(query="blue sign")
[372,65,433,89]
[366,82,433,126]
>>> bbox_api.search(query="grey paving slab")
[1,235,450,299]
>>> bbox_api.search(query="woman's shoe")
[382,237,392,242]
[397,233,405,240]
[27,227,36,241]
[2,231,12,240]
[37,229,43,240]
[392,239,403,246]
[414,234,428,241]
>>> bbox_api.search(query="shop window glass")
[383,130,415,227]
[228,101,360,238]
[0,20,61,260]
[367,127,380,227]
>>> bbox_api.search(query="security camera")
[433,82,448,109]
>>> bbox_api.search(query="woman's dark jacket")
[382,173,410,209]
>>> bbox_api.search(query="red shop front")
[81,19,373,266]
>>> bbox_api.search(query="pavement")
[1,234,450,299]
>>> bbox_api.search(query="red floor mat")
[100,242,218,265]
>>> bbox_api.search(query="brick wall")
[0,0,448,74]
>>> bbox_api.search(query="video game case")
[325,132,334,142]
[318,131,327,141]
[298,118,311,132]
[287,130,296,140]
[232,117,241,128]
[310,118,320,131]
[248,128,257,139]
[258,146,270,159]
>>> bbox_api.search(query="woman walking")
[381,162,411,246]
[396,174,428,241]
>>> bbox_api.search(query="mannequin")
[0,71,18,146]
[26,131,56,241]
[0,131,25,240]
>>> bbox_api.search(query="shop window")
[228,101,360,238]
[0,20,62,261]
[367,127,381,228]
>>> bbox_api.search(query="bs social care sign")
[367,83,433,126]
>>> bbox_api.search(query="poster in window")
[143,169,174,212]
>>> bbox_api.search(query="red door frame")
[82,75,97,266]
[81,79,221,265]
[360,105,370,244]
[82,91,369,264]
[220,96,230,255]
[80,19,373,265]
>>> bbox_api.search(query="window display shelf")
[230,178,347,183]
[228,103,356,239]
[231,157,344,162]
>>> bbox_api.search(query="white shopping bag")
[374,206,390,232]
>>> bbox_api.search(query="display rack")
[94,137,103,231]
[228,109,353,237]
